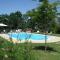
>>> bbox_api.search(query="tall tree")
[26,0,57,51]
[37,0,56,51]
[27,0,56,32]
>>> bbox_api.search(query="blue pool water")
[8,32,48,40]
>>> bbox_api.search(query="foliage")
[55,26,60,34]
[0,37,35,60]
[8,11,23,29]
[0,11,24,31]
[26,0,56,32]
[0,0,60,33]
[1,37,60,60]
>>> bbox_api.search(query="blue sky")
[0,0,60,14]
[0,0,39,14]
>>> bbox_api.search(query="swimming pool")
[8,32,48,40]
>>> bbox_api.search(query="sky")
[0,0,39,14]
[0,0,60,14]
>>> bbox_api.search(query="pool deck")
[0,33,60,43]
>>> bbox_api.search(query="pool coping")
[0,33,60,43]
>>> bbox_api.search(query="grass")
[48,34,60,37]
[0,36,60,60]
[32,43,60,60]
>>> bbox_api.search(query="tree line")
[0,0,60,34]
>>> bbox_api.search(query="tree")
[26,0,57,51]
[0,14,9,25]
[8,11,23,29]
[22,13,36,31]
[37,0,56,51]
[26,9,39,31]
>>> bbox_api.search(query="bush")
[0,37,35,60]
[56,26,60,34]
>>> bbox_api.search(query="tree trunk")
[45,31,47,52]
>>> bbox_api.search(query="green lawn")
[32,43,60,60]
[0,36,60,60]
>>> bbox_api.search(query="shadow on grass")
[33,45,60,53]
